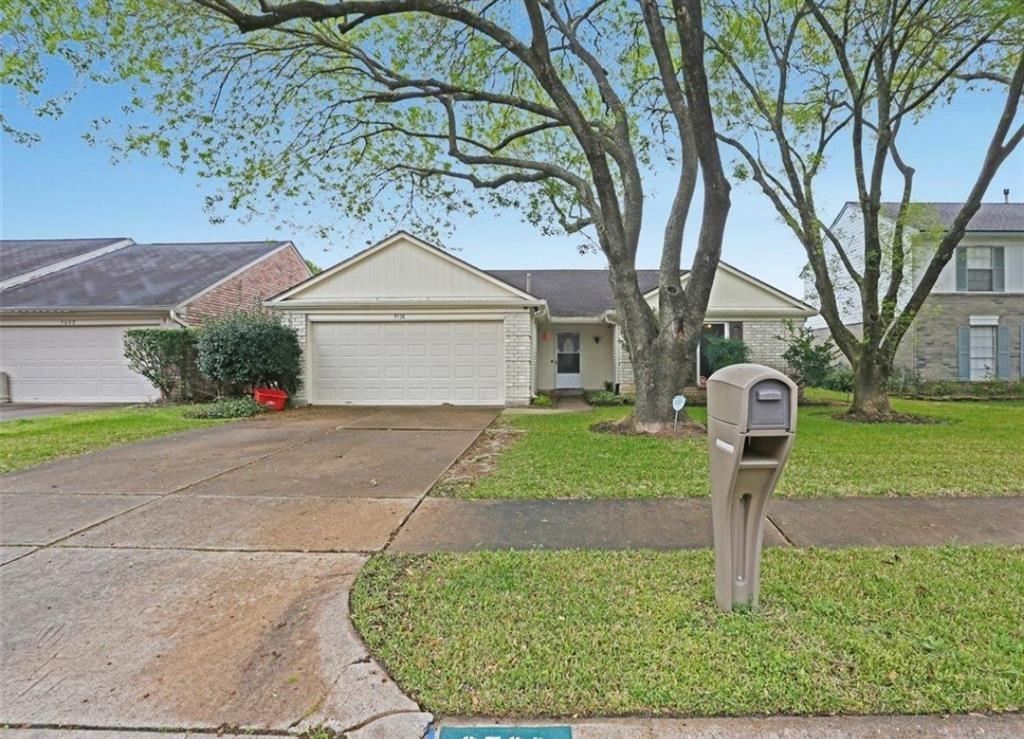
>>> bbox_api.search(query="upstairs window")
[956,246,1005,292]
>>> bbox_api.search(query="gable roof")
[272,230,541,303]
[875,202,1024,232]
[0,240,291,310]
[0,237,130,282]
[488,269,663,316]
[491,263,815,317]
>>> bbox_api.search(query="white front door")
[310,320,505,405]
[555,331,582,389]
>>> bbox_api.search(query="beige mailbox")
[706,364,798,611]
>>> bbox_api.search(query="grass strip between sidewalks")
[352,546,1024,717]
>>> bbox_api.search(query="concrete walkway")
[0,406,498,738]
[436,713,1024,738]
[390,496,1024,552]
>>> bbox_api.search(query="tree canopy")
[706,0,1024,415]
[3,0,734,426]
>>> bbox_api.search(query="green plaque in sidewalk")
[439,726,571,739]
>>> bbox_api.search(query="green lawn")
[0,405,230,473]
[351,547,1024,718]
[438,392,1023,498]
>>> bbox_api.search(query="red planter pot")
[253,387,288,411]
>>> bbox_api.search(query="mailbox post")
[706,364,797,611]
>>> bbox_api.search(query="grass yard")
[0,405,230,473]
[437,392,1023,498]
[351,547,1024,718]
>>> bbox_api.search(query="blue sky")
[2,73,1021,298]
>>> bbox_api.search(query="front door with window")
[555,332,582,388]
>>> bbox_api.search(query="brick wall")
[615,327,635,392]
[895,294,1023,380]
[742,320,790,371]
[183,246,310,325]
[504,310,534,405]
[277,311,309,404]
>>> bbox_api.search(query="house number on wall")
[393,313,407,320]
[59,319,77,326]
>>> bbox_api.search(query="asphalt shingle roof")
[0,237,129,280]
[879,202,1024,232]
[0,241,287,309]
[488,269,665,317]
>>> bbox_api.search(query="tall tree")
[706,0,1024,417]
[3,0,733,430]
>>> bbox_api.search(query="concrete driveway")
[0,406,496,737]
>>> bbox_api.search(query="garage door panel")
[0,326,160,403]
[311,320,504,406]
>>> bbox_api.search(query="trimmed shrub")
[584,389,628,406]
[779,321,836,387]
[123,328,203,401]
[822,365,854,393]
[531,393,555,407]
[184,397,266,419]
[196,310,302,394]
[704,337,749,376]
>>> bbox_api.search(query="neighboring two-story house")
[810,202,1023,381]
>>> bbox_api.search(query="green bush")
[123,328,204,401]
[779,322,836,387]
[822,365,854,393]
[531,393,554,407]
[183,397,266,419]
[584,389,627,406]
[895,378,1024,400]
[196,310,302,394]
[704,337,749,376]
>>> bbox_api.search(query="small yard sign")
[439,726,571,739]
[672,393,686,429]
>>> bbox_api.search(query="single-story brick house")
[269,231,816,406]
[0,237,310,403]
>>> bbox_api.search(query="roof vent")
[526,272,532,294]
[1004,188,1010,204]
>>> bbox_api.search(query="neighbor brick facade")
[182,246,310,325]
[895,294,1023,380]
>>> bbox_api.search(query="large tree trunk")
[628,333,696,432]
[849,357,892,417]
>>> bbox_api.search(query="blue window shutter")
[992,247,1005,292]
[957,327,971,380]
[996,326,1010,379]
[955,248,967,291]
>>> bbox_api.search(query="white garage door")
[311,321,505,405]
[0,325,160,403]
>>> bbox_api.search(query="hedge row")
[124,310,301,402]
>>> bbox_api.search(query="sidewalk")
[390,496,1023,552]
[434,713,1024,738]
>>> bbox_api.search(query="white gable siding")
[646,265,813,317]
[296,238,518,300]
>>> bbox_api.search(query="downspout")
[169,308,189,328]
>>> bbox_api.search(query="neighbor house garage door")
[0,325,160,403]
[311,321,504,405]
